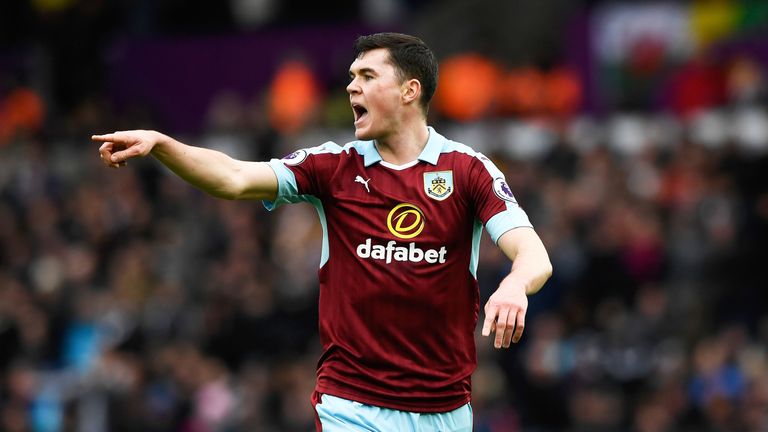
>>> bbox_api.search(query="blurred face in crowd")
[347,48,412,141]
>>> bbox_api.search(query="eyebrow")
[349,67,378,78]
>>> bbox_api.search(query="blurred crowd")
[2,98,768,431]
[3,0,768,431]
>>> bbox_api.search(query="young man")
[94,33,552,431]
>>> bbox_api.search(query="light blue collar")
[361,126,444,167]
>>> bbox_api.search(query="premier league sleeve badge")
[492,177,518,204]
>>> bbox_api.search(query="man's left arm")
[481,227,553,349]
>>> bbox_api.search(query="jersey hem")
[315,383,471,413]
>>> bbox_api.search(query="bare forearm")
[497,228,553,295]
[95,130,278,200]
[483,227,551,347]
[501,249,552,295]
[151,135,255,199]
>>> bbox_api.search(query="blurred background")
[1,0,768,431]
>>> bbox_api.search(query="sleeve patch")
[493,178,518,204]
[282,149,308,166]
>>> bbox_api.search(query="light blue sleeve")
[262,159,312,211]
[262,141,344,211]
[470,151,533,243]
[485,207,533,244]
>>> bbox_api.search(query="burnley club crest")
[423,171,453,201]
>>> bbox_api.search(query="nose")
[346,78,360,95]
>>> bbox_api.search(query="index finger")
[91,133,128,143]
[91,133,114,142]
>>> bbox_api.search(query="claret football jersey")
[265,127,532,412]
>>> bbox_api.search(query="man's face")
[347,48,405,140]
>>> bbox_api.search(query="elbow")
[207,183,242,200]
[216,173,252,200]
[543,259,553,281]
[208,192,236,200]
[217,192,240,200]
[544,260,554,282]
[532,258,553,295]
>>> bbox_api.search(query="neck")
[374,120,430,166]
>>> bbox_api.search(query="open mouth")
[352,104,368,124]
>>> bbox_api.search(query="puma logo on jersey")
[355,175,371,193]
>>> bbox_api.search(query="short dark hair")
[354,33,438,115]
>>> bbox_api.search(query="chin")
[354,127,374,141]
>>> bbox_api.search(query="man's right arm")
[93,130,278,201]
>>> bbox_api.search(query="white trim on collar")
[379,159,420,170]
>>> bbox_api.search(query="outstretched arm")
[93,130,278,201]
[482,227,552,348]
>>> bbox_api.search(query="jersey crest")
[423,171,453,201]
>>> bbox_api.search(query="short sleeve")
[262,142,341,211]
[468,154,532,243]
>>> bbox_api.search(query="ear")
[401,78,421,106]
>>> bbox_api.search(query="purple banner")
[107,24,378,133]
